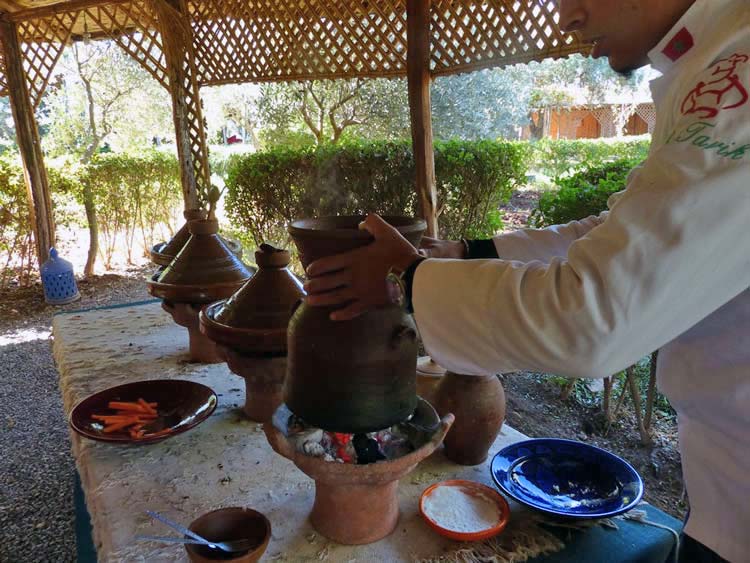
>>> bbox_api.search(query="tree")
[41,40,171,276]
[256,78,410,146]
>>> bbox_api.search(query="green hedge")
[529,158,639,228]
[225,139,527,249]
[528,137,650,179]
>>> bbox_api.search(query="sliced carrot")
[107,401,148,413]
[137,398,157,416]
[103,420,136,433]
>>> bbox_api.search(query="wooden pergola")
[0,0,590,268]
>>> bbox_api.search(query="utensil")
[137,534,259,553]
[69,379,218,444]
[145,511,257,553]
[490,438,644,519]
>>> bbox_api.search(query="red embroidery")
[662,28,695,61]
[681,53,750,119]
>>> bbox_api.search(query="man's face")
[557,0,689,73]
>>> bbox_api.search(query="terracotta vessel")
[415,356,447,405]
[185,507,271,563]
[151,209,243,267]
[148,218,254,362]
[200,244,304,420]
[433,372,506,465]
[265,400,454,545]
[285,215,426,433]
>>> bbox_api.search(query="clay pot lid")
[151,209,244,266]
[417,356,447,378]
[200,244,304,354]
[148,219,254,303]
[288,215,427,268]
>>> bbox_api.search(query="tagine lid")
[200,244,305,354]
[151,209,243,266]
[147,219,254,303]
[288,215,427,268]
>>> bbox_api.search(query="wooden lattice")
[0,41,7,97]
[591,106,616,138]
[635,102,656,134]
[189,0,408,85]
[430,0,591,76]
[82,0,169,89]
[16,12,79,108]
[153,0,211,205]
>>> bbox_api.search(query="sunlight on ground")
[0,327,52,346]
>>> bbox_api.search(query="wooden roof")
[0,0,591,100]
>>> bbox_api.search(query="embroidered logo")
[662,27,694,61]
[681,53,750,118]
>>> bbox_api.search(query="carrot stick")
[137,398,157,416]
[107,401,148,413]
[103,420,136,433]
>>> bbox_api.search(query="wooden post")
[406,0,438,237]
[152,0,210,211]
[0,20,55,268]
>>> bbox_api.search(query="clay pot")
[265,401,454,545]
[200,244,304,420]
[185,507,271,563]
[217,345,286,422]
[284,215,426,434]
[151,209,243,267]
[200,244,304,356]
[162,301,222,363]
[415,356,447,405]
[148,219,254,305]
[433,372,506,465]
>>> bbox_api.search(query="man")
[303,1,749,561]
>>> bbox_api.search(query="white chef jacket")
[412,1,750,560]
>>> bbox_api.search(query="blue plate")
[490,438,643,519]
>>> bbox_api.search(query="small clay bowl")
[185,507,271,563]
[419,480,510,542]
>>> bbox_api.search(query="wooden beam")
[7,0,130,22]
[406,0,438,238]
[0,19,54,269]
[151,0,210,210]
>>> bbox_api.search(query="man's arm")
[413,116,750,377]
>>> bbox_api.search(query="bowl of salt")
[419,479,510,542]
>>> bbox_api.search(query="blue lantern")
[41,248,80,305]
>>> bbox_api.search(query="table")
[54,300,682,562]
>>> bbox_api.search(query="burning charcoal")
[353,434,386,465]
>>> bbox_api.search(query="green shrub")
[77,150,182,265]
[0,154,35,286]
[529,158,639,228]
[529,137,650,179]
[225,139,527,251]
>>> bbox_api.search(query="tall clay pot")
[433,372,506,465]
[284,215,426,434]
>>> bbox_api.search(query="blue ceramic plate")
[490,438,643,518]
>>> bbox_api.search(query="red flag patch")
[662,27,694,62]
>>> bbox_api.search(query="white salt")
[422,485,501,533]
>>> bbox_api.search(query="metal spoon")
[144,510,255,553]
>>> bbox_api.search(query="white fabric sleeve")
[491,213,608,263]
[412,116,750,378]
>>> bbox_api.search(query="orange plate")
[419,479,510,542]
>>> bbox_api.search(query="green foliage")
[528,137,650,178]
[225,139,527,251]
[0,154,35,286]
[75,150,182,265]
[529,158,640,228]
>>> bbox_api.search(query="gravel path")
[0,269,150,562]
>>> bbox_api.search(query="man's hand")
[419,236,466,259]
[304,214,421,321]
